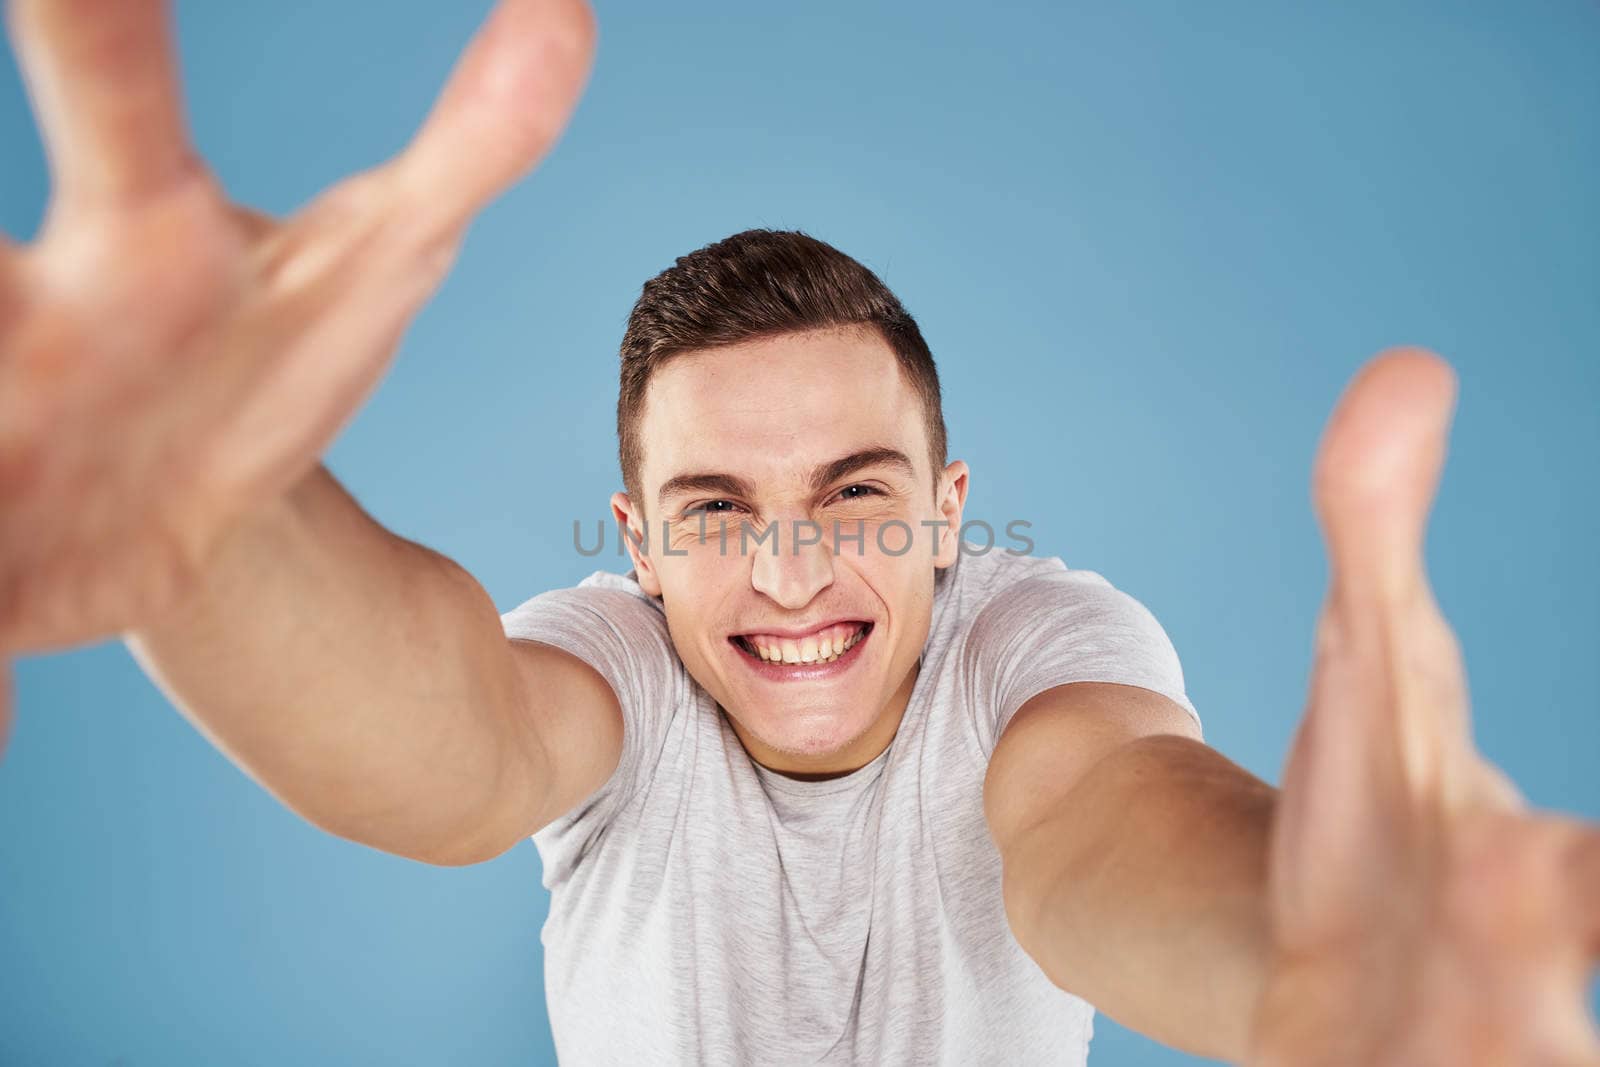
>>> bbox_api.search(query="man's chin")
[723,705,880,769]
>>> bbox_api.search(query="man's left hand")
[1249,349,1600,1066]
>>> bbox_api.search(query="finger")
[1312,348,1457,611]
[0,237,22,331]
[228,203,276,244]
[1271,350,1475,942]
[0,230,19,284]
[387,0,595,242]
[1469,757,1527,812]
[1310,349,1479,791]
[7,0,201,202]
[1568,826,1600,955]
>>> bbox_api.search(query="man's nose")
[749,519,835,610]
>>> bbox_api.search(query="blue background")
[2,1,1596,1063]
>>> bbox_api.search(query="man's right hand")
[0,0,595,656]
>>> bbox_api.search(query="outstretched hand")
[0,0,594,660]
[1248,349,1600,1065]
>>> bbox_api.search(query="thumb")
[1306,347,1480,808]
[1269,349,1473,944]
[1311,347,1457,614]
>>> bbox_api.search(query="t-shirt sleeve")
[499,579,681,834]
[961,567,1200,758]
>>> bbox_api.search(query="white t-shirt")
[501,543,1199,1065]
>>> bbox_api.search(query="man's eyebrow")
[657,471,758,508]
[808,446,916,493]
[656,446,917,509]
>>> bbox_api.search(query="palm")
[0,0,594,653]
[4,174,262,652]
[1248,351,1600,1066]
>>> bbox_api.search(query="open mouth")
[730,622,873,666]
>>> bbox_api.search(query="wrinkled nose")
[749,520,835,610]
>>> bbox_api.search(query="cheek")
[656,555,744,646]
[827,513,944,563]
[834,551,925,633]
[858,555,934,635]
[663,516,765,557]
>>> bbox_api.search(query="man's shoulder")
[934,546,1147,653]
[572,567,665,607]
[938,543,1072,617]
[501,567,669,641]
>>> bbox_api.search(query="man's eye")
[686,500,743,515]
[683,488,877,516]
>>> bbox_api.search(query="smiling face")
[613,326,968,779]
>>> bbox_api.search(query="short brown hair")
[618,229,947,511]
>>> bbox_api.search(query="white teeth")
[742,624,867,666]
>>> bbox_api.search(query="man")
[0,1,1595,1064]
[501,227,1215,1063]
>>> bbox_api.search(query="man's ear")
[933,460,970,570]
[611,491,663,597]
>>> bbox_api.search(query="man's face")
[613,327,967,778]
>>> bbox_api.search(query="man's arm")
[0,0,596,758]
[127,464,624,867]
[984,681,1274,1063]
[990,353,1600,1065]
[0,1,614,855]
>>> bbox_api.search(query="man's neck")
[729,656,923,781]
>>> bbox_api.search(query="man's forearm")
[125,465,537,865]
[1001,733,1277,1062]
